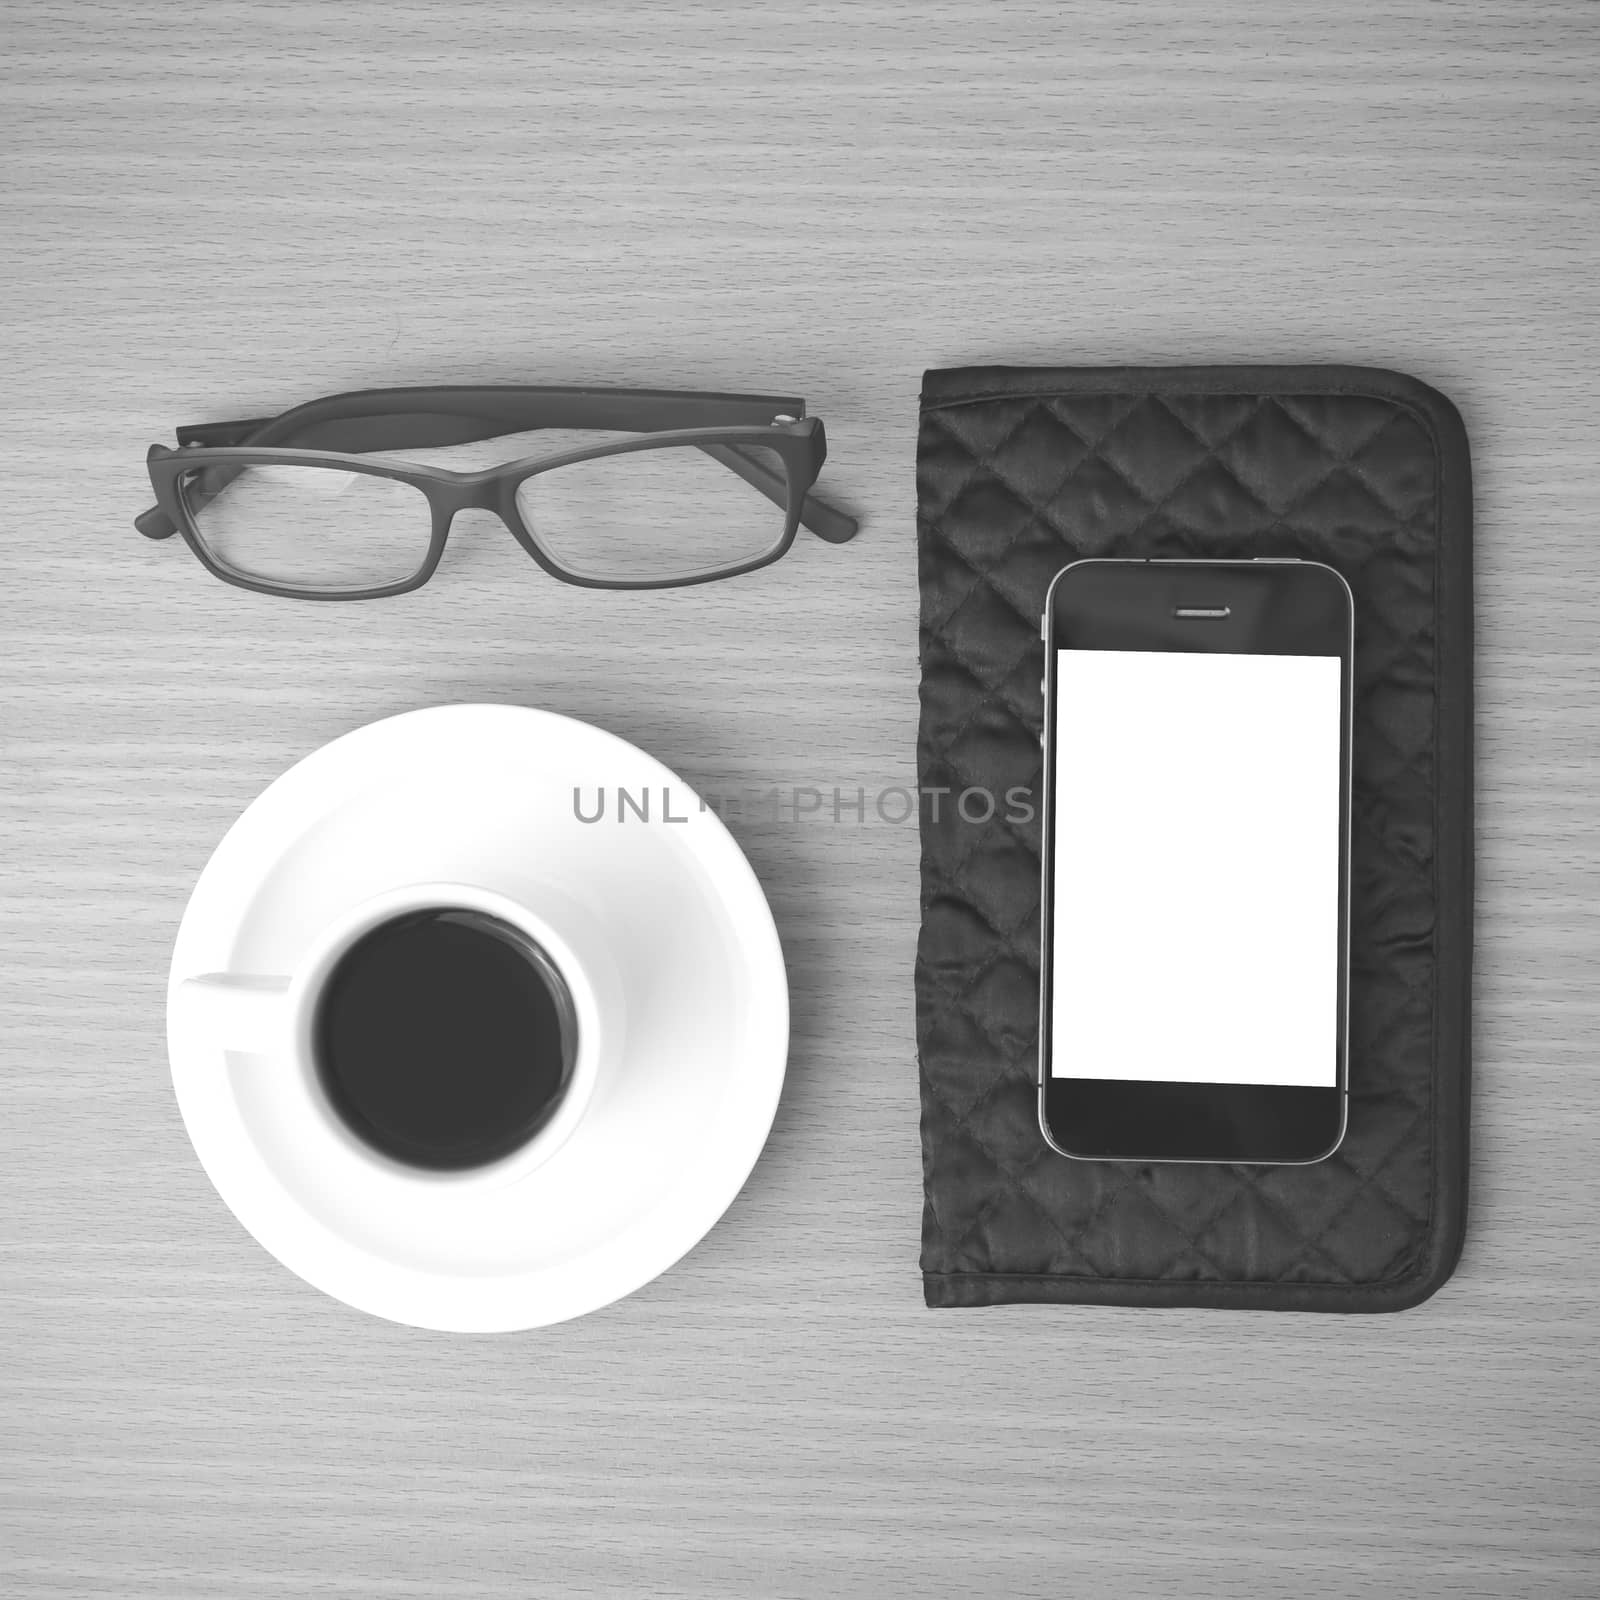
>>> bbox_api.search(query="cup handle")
[173,974,292,1056]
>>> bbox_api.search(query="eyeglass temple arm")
[136,421,261,537]
[701,443,857,544]
[136,417,859,545]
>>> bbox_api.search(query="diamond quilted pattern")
[915,367,1471,1310]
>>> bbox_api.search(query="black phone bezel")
[1038,557,1353,1165]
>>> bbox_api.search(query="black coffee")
[313,908,576,1171]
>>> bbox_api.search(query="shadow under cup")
[311,907,579,1171]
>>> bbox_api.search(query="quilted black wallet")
[915,365,1472,1312]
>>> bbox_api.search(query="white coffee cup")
[170,881,615,1197]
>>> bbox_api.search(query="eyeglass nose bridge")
[427,470,510,530]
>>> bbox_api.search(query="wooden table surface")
[3,4,1597,1595]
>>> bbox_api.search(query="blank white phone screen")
[1050,650,1343,1087]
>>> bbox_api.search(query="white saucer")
[167,704,788,1331]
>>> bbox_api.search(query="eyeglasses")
[137,385,859,598]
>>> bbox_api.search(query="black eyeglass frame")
[139,385,858,598]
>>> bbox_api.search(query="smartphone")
[1039,558,1353,1165]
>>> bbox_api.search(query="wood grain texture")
[2,2,1597,1594]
